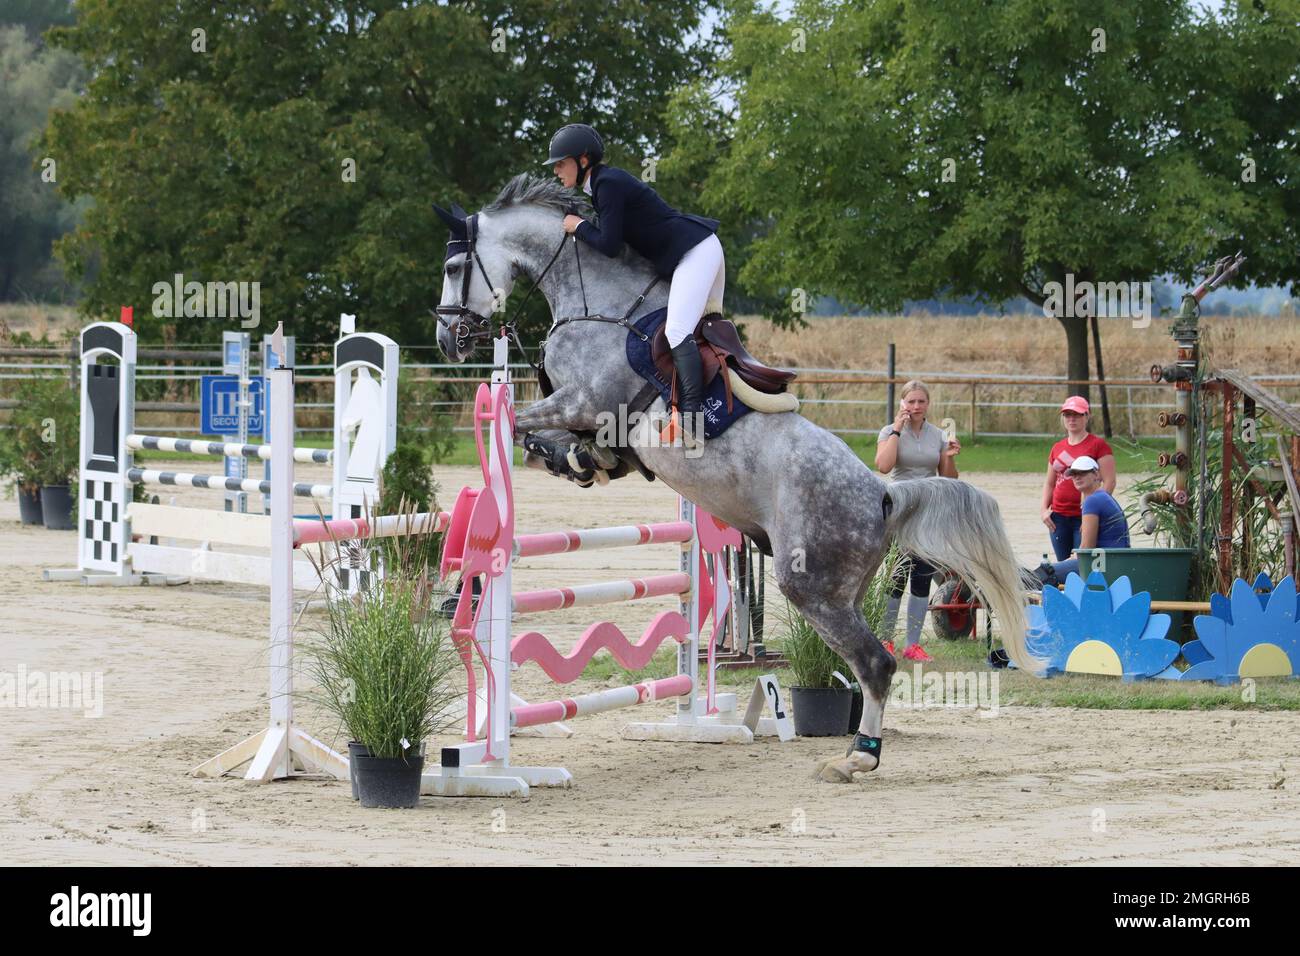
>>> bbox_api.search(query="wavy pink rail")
[510,610,689,684]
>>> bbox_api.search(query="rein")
[435,209,660,375]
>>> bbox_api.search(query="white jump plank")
[128,502,272,548]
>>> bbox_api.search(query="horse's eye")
[446,262,460,275]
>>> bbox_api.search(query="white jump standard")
[46,316,399,589]
[193,325,350,783]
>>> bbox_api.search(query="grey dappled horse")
[434,174,1036,782]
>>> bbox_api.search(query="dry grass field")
[5,304,1296,438]
[6,304,1296,377]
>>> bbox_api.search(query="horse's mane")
[483,173,592,217]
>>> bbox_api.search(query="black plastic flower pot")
[790,686,854,737]
[353,750,425,809]
[17,486,43,525]
[40,485,74,530]
[347,742,369,801]
[847,688,863,735]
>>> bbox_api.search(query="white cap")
[1065,455,1100,474]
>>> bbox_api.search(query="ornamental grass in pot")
[780,601,854,737]
[780,545,902,736]
[302,502,460,808]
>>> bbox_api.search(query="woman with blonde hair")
[874,380,961,661]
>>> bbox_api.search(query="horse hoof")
[816,752,879,783]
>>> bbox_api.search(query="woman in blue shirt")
[543,123,722,445]
[1033,455,1130,586]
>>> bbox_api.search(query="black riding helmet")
[542,123,604,185]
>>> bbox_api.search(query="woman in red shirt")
[1040,396,1116,561]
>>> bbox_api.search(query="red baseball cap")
[1060,396,1090,415]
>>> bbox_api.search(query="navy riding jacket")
[575,165,720,278]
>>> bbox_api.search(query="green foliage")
[1,0,78,42]
[670,0,1300,374]
[779,600,846,689]
[395,373,456,465]
[0,373,78,488]
[900,633,1300,710]
[36,0,716,342]
[302,518,460,759]
[779,547,898,688]
[1124,391,1288,601]
[0,16,86,302]
[863,542,900,637]
[378,447,441,571]
[379,444,437,514]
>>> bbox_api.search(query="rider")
[542,123,722,445]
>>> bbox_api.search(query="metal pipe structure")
[1219,387,1236,592]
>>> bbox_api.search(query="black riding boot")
[669,339,706,447]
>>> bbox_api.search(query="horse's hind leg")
[774,558,897,782]
[803,605,896,782]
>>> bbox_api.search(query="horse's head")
[434,175,596,362]
[432,202,514,363]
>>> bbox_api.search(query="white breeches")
[665,233,725,347]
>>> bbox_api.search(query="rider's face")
[552,155,588,189]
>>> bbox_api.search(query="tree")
[37,0,718,343]
[671,0,1300,398]
[0,3,84,302]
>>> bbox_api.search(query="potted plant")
[302,509,459,808]
[3,376,79,529]
[0,426,42,525]
[780,601,854,737]
[34,377,79,530]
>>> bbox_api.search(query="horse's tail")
[882,477,1042,674]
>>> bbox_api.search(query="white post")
[487,334,514,765]
[678,497,702,722]
[265,350,294,776]
[192,323,348,782]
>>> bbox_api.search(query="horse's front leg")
[514,389,620,487]
[513,386,603,435]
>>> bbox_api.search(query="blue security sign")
[201,375,267,436]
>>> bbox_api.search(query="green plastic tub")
[1076,547,1197,639]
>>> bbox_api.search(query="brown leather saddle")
[650,313,796,411]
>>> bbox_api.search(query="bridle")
[433,213,506,353]
[433,208,661,368]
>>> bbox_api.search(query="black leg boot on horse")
[669,339,706,450]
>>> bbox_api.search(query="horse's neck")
[533,240,666,323]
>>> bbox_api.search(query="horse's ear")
[433,203,466,237]
[450,202,468,219]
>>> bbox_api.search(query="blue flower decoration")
[1027,572,1180,680]
[1181,575,1300,683]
